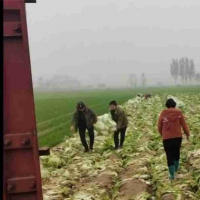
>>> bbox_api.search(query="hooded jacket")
[158,108,190,140]
[71,107,97,133]
[111,106,128,130]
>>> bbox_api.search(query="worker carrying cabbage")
[137,93,152,99]
[157,98,190,180]
[70,101,97,152]
[109,100,128,150]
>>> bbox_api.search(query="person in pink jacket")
[158,98,190,180]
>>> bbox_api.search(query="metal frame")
[25,0,37,3]
[3,0,43,199]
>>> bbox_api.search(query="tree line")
[170,57,200,84]
[37,75,81,90]
[128,73,146,88]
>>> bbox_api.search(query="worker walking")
[70,101,97,152]
[109,100,128,150]
[157,98,190,180]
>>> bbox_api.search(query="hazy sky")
[26,0,200,86]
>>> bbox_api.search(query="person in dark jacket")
[144,94,152,99]
[109,100,128,150]
[70,101,97,152]
[158,98,190,180]
[137,93,152,99]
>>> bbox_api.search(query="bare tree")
[184,57,190,84]
[133,74,137,88]
[141,73,146,87]
[170,59,179,84]
[172,57,196,85]
[188,59,195,84]
[179,58,185,84]
[128,74,137,88]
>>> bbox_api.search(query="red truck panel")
[3,0,43,199]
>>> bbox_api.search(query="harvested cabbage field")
[40,91,200,200]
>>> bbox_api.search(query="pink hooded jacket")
[158,108,190,140]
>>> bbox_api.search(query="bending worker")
[70,101,97,152]
[109,100,128,150]
[158,98,190,180]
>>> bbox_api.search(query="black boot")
[84,148,89,153]
[90,146,93,151]
[114,146,119,150]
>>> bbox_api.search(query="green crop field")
[34,86,200,147]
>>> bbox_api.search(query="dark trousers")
[78,125,94,150]
[114,127,127,148]
[163,137,182,166]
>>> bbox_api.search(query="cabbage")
[103,125,110,131]
[97,116,103,121]
[100,131,109,135]
[47,156,62,168]
[43,194,51,200]
[94,121,105,131]
[106,119,116,127]
[94,112,116,135]
[110,127,117,132]
[102,113,111,122]
[63,170,70,178]
[72,191,95,200]
[81,163,93,171]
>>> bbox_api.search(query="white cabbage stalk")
[72,191,95,200]
[43,194,51,200]
[41,168,51,179]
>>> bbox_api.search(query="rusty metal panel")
[4,22,22,37]
[3,0,43,200]
[4,132,33,150]
[4,1,21,10]
[4,9,21,22]
[7,176,36,194]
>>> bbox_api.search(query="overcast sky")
[26,0,200,86]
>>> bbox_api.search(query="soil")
[116,178,152,200]
[161,194,176,200]
[109,154,119,161]
[119,159,148,180]
[119,164,138,179]
[93,170,116,188]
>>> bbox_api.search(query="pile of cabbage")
[40,93,200,200]
[93,113,117,136]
